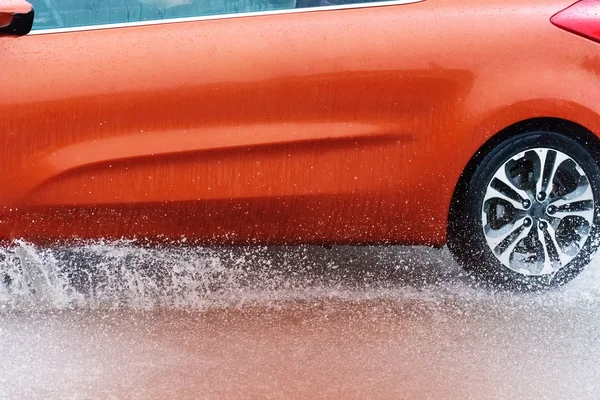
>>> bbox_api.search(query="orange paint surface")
[0,0,599,245]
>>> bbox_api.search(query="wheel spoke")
[550,177,594,203]
[489,178,526,205]
[541,223,569,272]
[536,150,569,197]
[536,227,555,275]
[536,149,556,196]
[550,184,594,224]
[555,200,594,213]
[485,166,530,210]
[485,216,526,244]
[494,221,533,266]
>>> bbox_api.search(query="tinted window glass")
[29,0,298,30]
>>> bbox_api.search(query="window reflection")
[29,0,396,30]
[29,0,297,30]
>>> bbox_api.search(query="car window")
[29,0,395,31]
[29,0,296,30]
[29,0,394,31]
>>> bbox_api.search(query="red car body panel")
[0,0,599,244]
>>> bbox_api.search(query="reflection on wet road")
[0,243,599,399]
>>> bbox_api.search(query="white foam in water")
[0,239,598,311]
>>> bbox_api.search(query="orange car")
[1,0,599,289]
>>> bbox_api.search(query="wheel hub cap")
[481,148,595,276]
[530,202,545,219]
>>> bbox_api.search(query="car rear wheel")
[448,131,600,290]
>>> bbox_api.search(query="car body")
[1,0,600,288]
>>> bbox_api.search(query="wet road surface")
[0,243,599,399]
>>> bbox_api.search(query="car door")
[0,0,468,244]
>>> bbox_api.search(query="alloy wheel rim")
[481,147,595,276]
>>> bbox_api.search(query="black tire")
[448,131,600,291]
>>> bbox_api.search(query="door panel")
[0,3,471,244]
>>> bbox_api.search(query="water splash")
[0,240,598,311]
